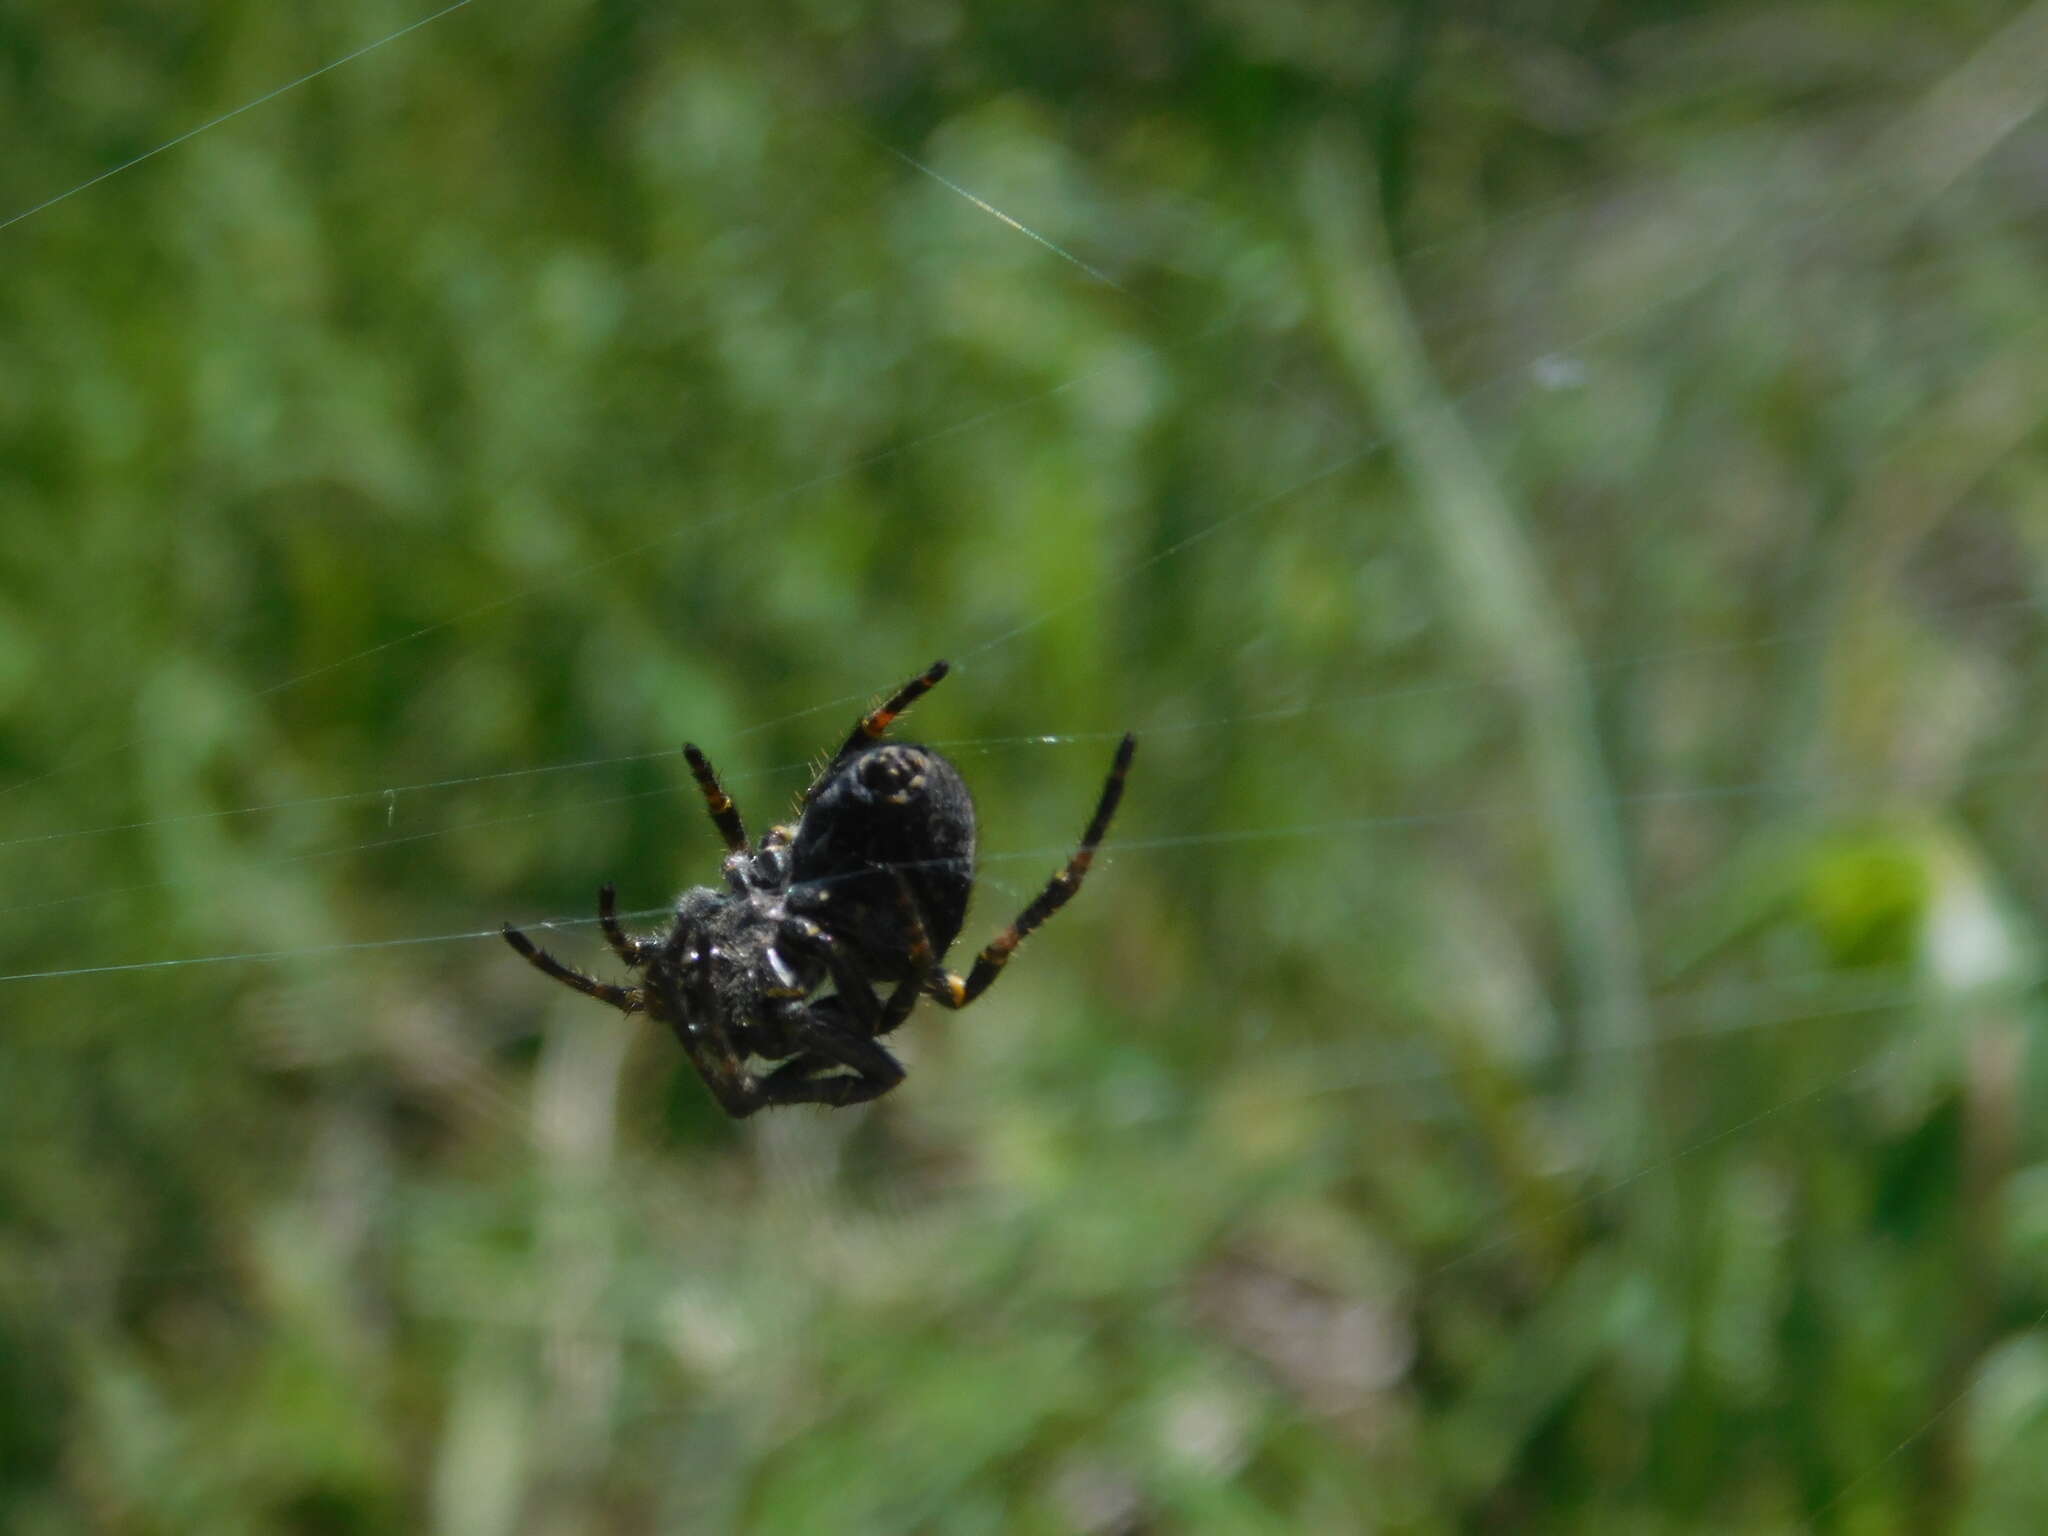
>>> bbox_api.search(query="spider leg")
[778,915,895,1036]
[674,1037,770,1119]
[501,923,643,1013]
[597,883,652,968]
[639,986,777,1120]
[774,911,927,1109]
[929,732,1136,1010]
[754,1022,906,1109]
[804,659,950,807]
[682,743,749,853]
[866,870,939,1038]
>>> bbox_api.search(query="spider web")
[5,4,2048,1528]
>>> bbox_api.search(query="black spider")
[501,661,1136,1116]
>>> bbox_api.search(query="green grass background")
[5,1,2048,1529]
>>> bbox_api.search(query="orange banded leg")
[683,743,748,853]
[502,922,643,1013]
[806,659,950,805]
[597,883,650,969]
[931,732,1136,1009]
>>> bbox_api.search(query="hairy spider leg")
[804,658,951,806]
[930,732,1136,1010]
[745,917,911,1108]
[669,1022,771,1119]
[682,743,749,853]
[777,915,892,1034]
[501,922,644,1013]
[621,959,769,1120]
[596,882,652,969]
[754,1028,906,1108]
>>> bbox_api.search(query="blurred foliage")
[4,1,2048,1530]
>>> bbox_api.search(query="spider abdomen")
[786,742,975,977]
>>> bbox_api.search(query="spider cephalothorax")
[502,661,1136,1116]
